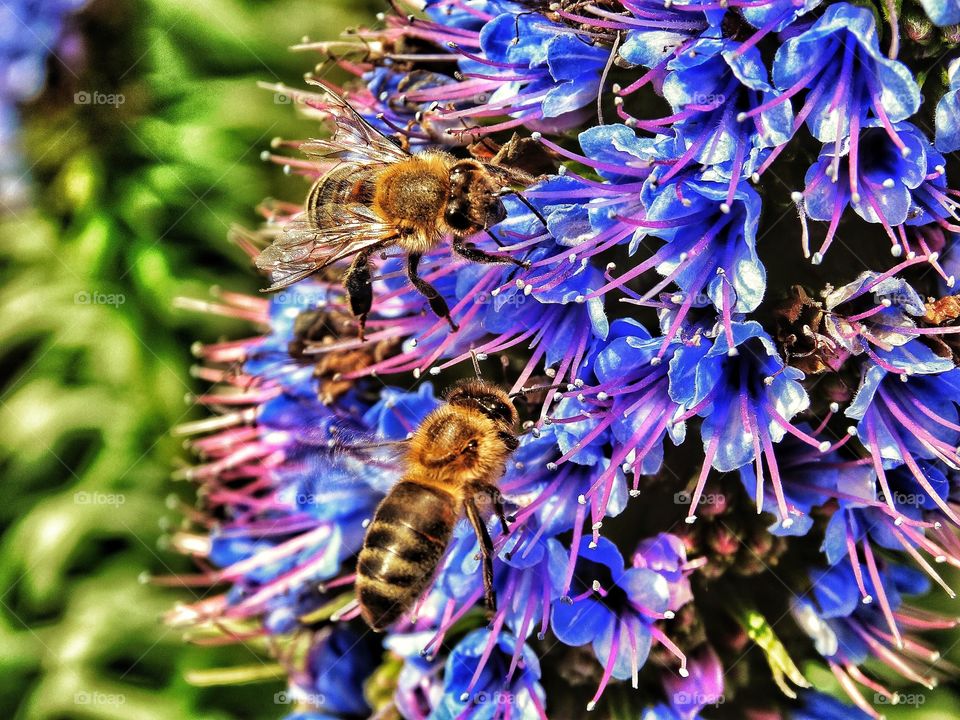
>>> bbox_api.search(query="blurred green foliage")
[0,0,373,717]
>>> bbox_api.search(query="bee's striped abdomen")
[356,481,457,631]
[306,163,378,226]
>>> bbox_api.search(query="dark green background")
[0,0,958,718]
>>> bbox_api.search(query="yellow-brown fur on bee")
[255,82,535,340]
[288,306,400,404]
[355,380,519,631]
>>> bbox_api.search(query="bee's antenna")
[485,228,506,248]
[499,188,548,229]
[507,383,563,400]
[597,31,622,127]
[470,349,483,379]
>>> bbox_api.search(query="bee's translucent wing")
[255,82,410,291]
[301,78,410,165]
[286,422,409,495]
[256,206,397,291]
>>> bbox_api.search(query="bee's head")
[445,160,508,235]
[445,379,520,451]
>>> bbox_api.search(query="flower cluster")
[172,0,960,717]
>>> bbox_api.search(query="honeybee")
[288,306,401,404]
[356,379,520,631]
[256,80,538,339]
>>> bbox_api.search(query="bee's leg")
[452,236,531,270]
[464,497,497,613]
[407,253,459,332]
[345,251,373,341]
[492,491,511,536]
[473,483,510,535]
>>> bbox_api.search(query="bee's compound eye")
[445,206,472,231]
[476,397,515,425]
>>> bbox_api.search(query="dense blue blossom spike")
[168,1,960,717]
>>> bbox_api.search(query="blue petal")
[811,565,861,618]
[551,596,615,646]
[591,615,652,680]
[936,85,960,153]
[622,567,670,615]
[620,29,689,68]
[917,0,960,25]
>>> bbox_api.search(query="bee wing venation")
[302,79,409,165]
[256,82,407,291]
[290,424,409,494]
[257,211,396,291]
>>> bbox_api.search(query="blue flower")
[551,537,672,707]
[431,629,546,720]
[431,526,567,652]
[844,341,960,526]
[647,39,793,174]
[801,122,930,261]
[641,175,765,324]
[740,427,844,536]
[793,562,939,698]
[551,320,686,530]
[668,321,809,525]
[773,3,920,143]
[294,625,382,717]
[452,9,608,130]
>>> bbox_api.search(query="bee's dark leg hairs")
[453,236,530,269]
[490,488,510,535]
[407,252,459,332]
[345,250,374,341]
[464,494,497,613]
